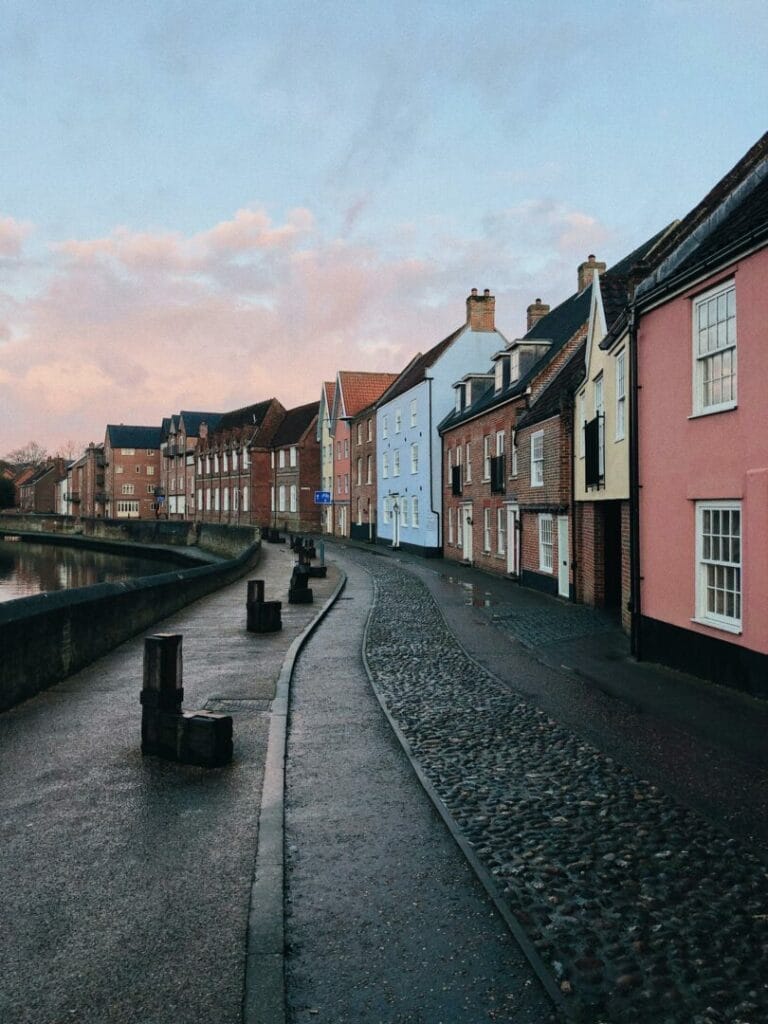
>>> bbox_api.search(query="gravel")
[356,555,768,1024]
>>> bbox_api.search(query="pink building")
[634,133,768,697]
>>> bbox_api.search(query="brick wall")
[350,407,379,538]
[620,500,631,633]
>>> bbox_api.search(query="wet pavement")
[0,542,338,1024]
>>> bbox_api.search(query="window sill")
[688,402,737,420]
[691,616,742,636]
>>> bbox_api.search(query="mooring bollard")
[246,578,282,633]
[140,633,233,767]
[289,564,313,604]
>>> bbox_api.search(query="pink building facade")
[635,139,768,697]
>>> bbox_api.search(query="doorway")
[461,503,473,562]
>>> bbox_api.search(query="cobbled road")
[353,552,768,1024]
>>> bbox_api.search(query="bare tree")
[4,440,49,467]
[54,439,85,461]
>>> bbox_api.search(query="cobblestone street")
[351,550,768,1024]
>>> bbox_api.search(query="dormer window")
[510,351,520,382]
[454,384,466,413]
[494,354,511,392]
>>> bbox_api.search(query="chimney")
[526,297,550,332]
[466,287,495,332]
[577,254,606,292]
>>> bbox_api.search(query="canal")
[0,539,182,603]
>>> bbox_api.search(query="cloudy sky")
[1,0,766,453]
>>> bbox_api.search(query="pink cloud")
[0,216,32,258]
[0,200,618,454]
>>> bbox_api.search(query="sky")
[1,0,766,455]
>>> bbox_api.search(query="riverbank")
[0,517,263,712]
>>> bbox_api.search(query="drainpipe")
[570,401,578,604]
[427,377,441,553]
[628,303,642,659]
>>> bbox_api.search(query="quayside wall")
[0,516,261,713]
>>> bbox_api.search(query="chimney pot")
[526,297,551,332]
[577,254,607,292]
[466,288,496,332]
[484,288,490,296]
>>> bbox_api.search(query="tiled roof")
[323,381,336,410]
[216,400,277,433]
[271,402,319,446]
[516,343,586,431]
[337,370,400,418]
[106,424,163,448]
[379,325,466,406]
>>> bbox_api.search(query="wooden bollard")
[140,633,233,767]
[289,565,313,604]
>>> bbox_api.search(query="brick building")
[439,285,590,579]
[268,402,322,534]
[18,458,68,514]
[104,426,163,519]
[195,399,285,525]
[160,410,222,519]
[66,443,107,518]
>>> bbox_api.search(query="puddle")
[439,574,495,608]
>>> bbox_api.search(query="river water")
[0,539,181,604]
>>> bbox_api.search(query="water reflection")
[440,574,494,608]
[0,541,179,603]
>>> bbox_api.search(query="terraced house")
[376,289,506,555]
[268,401,321,535]
[316,381,336,535]
[160,410,222,519]
[439,272,593,585]
[195,399,285,525]
[633,132,768,696]
[104,425,163,519]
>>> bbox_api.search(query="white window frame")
[367,418,372,441]
[594,374,605,477]
[366,455,372,484]
[409,400,417,427]
[692,280,737,416]
[465,443,472,482]
[223,487,230,512]
[121,483,134,495]
[448,507,454,544]
[290,446,297,467]
[214,487,220,511]
[393,450,400,477]
[357,457,363,486]
[278,485,286,512]
[394,408,402,433]
[290,484,297,512]
[382,414,389,439]
[223,452,228,472]
[538,513,553,572]
[483,435,492,480]
[242,448,249,468]
[411,496,419,528]
[357,423,363,446]
[615,351,626,441]
[243,485,249,512]
[578,391,586,458]
[497,507,506,555]
[400,497,409,528]
[382,453,389,479]
[531,431,544,487]
[510,429,518,477]
[279,449,286,469]
[695,500,742,632]
[410,443,419,474]
[483,508,491,552]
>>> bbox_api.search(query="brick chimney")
[466,288,495,332]
[577,254,606,292]
[526,298,550,332]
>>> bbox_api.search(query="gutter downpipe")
[628,302,642,659]
[427,378,441,555]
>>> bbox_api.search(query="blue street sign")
[314,491,332,505]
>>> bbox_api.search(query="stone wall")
[0,539,261,713]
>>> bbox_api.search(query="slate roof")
[337,371,400,418]
[516,343,587,431]
[271,402,319,446]
[216,400,277,433]
[671,170,768,277]
[439,290,590,432]
[636,132,768,301]
[106,425,163,449]
[378,325,466,406]
[178,410,223,435]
